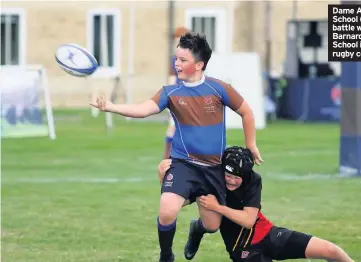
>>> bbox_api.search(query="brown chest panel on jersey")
[168,95,224,126]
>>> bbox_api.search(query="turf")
[2,110,361,262]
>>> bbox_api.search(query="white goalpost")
[0,65,56,140]
[88,74,121,129]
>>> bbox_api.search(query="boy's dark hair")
[178,32,212,70]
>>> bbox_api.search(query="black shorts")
[161,158,226,205]
[231,226,312,261]
[230,250,272,262]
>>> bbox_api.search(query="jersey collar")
[183,74,205,87]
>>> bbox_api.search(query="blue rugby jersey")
[152,75,244,165]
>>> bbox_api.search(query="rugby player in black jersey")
[158,147,354,262]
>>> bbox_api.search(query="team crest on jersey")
[204,96,213,105]
[203,96,215,113]
[241,251,249,259]
[166,174,173,181]
[178,98,187,106]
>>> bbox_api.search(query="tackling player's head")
[221,146,254,191]
[175,32,212,82]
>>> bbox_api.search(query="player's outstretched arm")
[236,101,256,148]
[235,101,263,165]
[222,83,263,165]
[90,96,160,118]
[199,195,259,229]
[217,205,259,229]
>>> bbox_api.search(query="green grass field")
[2,110,361,262]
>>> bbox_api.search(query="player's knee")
[205,227,219,234]
[201,219,220,233]
[158,193,184,224]
[158,209,177,225]
[199,210,222,232]
[312,239,339,259]
[159,203,178,224]
[323,242,339,259]
[204,224,219,233]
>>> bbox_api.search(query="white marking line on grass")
[266,150,336,157]
[3,172,356,184]
[2,177,156,184]
[264,173,338,180]
[50,150,336,165]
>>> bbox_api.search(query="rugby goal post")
[88,74,122,129]
[0,65,56,140]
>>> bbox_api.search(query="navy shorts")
[161,158,226,205]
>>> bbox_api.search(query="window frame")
[87,9,121,78]
[185,8,228,53]
[1,8,26,66]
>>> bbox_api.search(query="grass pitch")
[2,110,361,262]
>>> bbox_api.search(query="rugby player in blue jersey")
[91,32,263,262]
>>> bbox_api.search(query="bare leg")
[305,237,354,262]
[183,199,222,260]
[197,200,222,232]
[158,192,185,261]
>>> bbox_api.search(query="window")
[191,17,216,50]
[1,8,25,65]
[185,9,228,53]
[87,9,121,77]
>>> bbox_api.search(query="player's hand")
[90,95,113,112]
[199,194,220,211]
[158,159,172,184]
[248,146,263,166]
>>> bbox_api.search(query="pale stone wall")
[234,1,339,74]
[2,0,339,108]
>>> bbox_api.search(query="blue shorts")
[161,158,226,205]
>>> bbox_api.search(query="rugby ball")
[55,44,98,77]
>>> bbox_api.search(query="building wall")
[2,1,339,108]
[234,1,339,74]
[3,1,232,107]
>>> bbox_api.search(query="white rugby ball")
[55,44,98,77]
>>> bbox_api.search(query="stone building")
[1,0,337,107]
